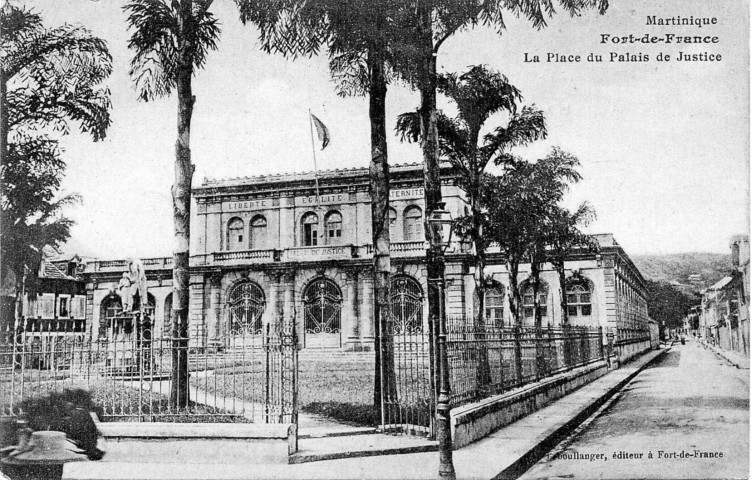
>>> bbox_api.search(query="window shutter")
[71,296,86,319]
[40,293,55,319]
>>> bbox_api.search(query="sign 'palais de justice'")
[223,187,424,212]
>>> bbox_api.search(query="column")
[207,272,222,342]
[281,270,296,328]
[267,271,282,330]
[343,268,360,350]
[360,267,374,350]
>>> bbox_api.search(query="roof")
[42,261,77,281]
[707,276,733,291]
[197,162,453,190]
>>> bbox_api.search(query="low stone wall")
[95,420,297,464]
[617,339,653,364]
[451,360,608,449]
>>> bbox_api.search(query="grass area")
[198,356,379,426]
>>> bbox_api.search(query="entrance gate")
[303,278,342,348]
[381,275,435,438]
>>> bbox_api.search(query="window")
[302,212,319,246]
[566,280,592,317]
[57,296,70,318]
[403,206,423,241]
[325,211,342,244]
[39,293,55,319]
[388,208,397,237]
[522,283,548,320]
[486,287,505,327]
[249,215,267,249]
[70,296,86,319]
[228,281,265,334]
[227,217,245,251]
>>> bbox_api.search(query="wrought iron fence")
[0,317,297,424]
[446,319,604,409]
[380,316,435,438]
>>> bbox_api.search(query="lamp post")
[427,202,456,479]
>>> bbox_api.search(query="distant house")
[699,235,749,356]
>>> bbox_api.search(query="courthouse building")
[77,163,652,354]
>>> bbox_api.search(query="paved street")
[521,340,749,480]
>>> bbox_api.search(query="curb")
[492,348,669,480]
[703,342,749,369]
[289,443,439,464]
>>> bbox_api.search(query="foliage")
[644,280,700,329]
[631,253,731,290]
[124,0,220,102]
[0,4,112,288]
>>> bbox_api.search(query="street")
[520,340,749,480]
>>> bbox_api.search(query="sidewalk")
[700,340,750,369]
[65,347,667,480]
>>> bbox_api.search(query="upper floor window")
[566,280,592,317]
[250,215,267,249]
[302,212,319,246]
[403,206,423,242]
[388,208,397,237]
[522,282,548,320]
[486,286,505,327]
[325,211,342,244]
[227,217,244,251]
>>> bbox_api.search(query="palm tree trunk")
[506,257,523,383]
[468,149,490,388]
[1,66,11,333]
[556,263,572,368]
[417,1,441,411]
[368,42,395,422]
[171,0,195,408]
[530,259,544,379]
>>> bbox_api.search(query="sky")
[18,0,750,259]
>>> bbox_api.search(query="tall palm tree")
[397,65,546,386]
[1,4,111,331]
[124,0,220,407]
[403,1,608,373]
[236,0,410,418]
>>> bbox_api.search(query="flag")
[310,113,331,150]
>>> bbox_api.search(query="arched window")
[390,275,423,334]
[486,286,505,327]
[566,279,592,317]
[388,208,397,237]
[403,206,423,241]
[325,211,342,244]
[163,293,172,337]
[228,281,266,334]
[101,295,122,337]
[249,215,267,249]
[303,278,342,348]
[301,212,319,246]
[227,217,245,251]
[522,282,548,320]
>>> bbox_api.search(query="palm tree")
[1,4,111,331]
[402,1,608,364]
[124,0,220,407]
[236,0,410,418]
[396,65,546,387]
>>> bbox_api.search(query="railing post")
[606,331,614,369]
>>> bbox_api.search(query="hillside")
[631,252,731,290]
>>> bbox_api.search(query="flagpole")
[308,109,322,208]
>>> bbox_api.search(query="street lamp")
[426,202,455,479]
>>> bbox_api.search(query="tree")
[236,0,411,418]
[124,0,220,407]
[548,203,598,326]
[399,2,608,376]
[645,280,698,331]
[396,65,546,387]
[1,4,112,328]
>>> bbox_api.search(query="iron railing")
[446,320,604,409]
[0,318,297,424]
